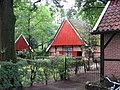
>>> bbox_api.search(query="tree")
[0,0,16,61]
[66,8,77,19]
[14,1,57,56]
[75,0,108,26]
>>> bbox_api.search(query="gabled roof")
[15,34,33,51]
[92,0,120,34]
[69,19,89,43]
[46,19,86,52]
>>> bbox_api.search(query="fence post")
[75,60,78,75]
[44,69,48,85]
[30,65,34,86]
[83,60,86,73]
[64,56,67,80]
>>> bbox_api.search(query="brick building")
[92,0,120,77]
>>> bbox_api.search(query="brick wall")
[104,33,120,59]
[104,61,120,77]
[104,33,120,77]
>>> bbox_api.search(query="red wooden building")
[46,19,86,57]
[15,34,32,51]
[92,0,120,77]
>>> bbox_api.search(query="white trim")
[68,19,87,46]
[46,19,87,52]
[15,34,23,43]
[22,35,30,47]
[92,1,111,31]
[46,19,66,52]
[15,34,33,52]
[46,41,53,52]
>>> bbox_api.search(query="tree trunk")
[0,0,16,61]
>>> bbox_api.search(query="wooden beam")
[104,33,116,49]
[91,29,120,35]
[100,34,104,79]
[55,46,57,53]
[104,59,120,61]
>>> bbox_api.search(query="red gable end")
[52,20,85,46]
[16,35,31,51]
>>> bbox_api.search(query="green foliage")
[75,20,100,46]
[14,1,56,50]
[76,0,106,26]
[66,8,77,19]
[0,56,88,89]
[0,62,22,89]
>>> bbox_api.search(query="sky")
[61,0,75,9]
[31,0,75,9]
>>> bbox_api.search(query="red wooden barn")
[15,34,32,51]
[92,0,120,77]
[46,19,86,57]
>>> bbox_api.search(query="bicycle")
[105,76,120,90]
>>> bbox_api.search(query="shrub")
[0,61,22,89]
[0,56,84,89]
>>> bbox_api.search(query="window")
[63,46,72,57]
[63,46,72,51]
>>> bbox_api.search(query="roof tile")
[96,0,120,32]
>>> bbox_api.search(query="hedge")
[0,56,85,89]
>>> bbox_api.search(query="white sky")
[61,0,75,9]
[31,0,75,9]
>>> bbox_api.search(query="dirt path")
[24,72,100,90]
[24,81,85,90]
[24,78,86,90]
